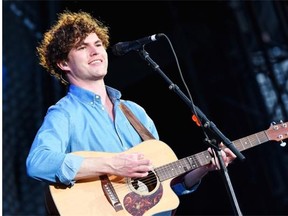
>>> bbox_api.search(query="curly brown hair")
[36,10,110,85]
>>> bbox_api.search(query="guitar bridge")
[99,175,123,212]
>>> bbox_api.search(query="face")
[63,33,108,84]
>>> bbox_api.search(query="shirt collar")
[68,84,122,104]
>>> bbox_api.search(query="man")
[26,10,236,215]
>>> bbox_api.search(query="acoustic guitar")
[48,122,287,216]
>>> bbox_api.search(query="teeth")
[90,60,101,64]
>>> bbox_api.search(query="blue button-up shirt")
[26,84,198,215]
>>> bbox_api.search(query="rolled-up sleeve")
[171,180,201,195]
[56,154,84,185]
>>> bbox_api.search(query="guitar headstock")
[266,121,288,146]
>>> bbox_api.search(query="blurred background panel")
[3,1,288,215]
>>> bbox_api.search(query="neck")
[71,80,106,96]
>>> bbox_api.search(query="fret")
[194,151,212,166]
[156,150,212,182]
[233,132,268,151]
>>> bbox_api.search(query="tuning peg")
[280,140,286,147]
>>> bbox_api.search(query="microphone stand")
[137,48,245,216]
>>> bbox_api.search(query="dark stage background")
[3,1,288,215]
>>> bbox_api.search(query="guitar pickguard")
[124,171,163,216]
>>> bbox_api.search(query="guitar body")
[49,140,180,216]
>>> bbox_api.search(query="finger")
[136,153,145,160]
[223,147,237,159]
[132,171,150,178]
[219,142,225,148]
[221,150,227,162]
[211,158,220,170]
[137,164,153,172]
[137,159,151,166]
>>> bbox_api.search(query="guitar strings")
[108,151,212,194]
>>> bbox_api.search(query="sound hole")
[129,171,158,195]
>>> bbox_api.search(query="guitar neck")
[155,149,211,182]
[232,130,269,151]
[156,130,270,182]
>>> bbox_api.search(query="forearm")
[75,152,152,181]
[183,166,209,189]
[170,167,209,196]
[75,157,113,181]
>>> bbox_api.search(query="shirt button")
[90,102,94,105]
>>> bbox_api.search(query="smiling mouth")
[89,59,102,64]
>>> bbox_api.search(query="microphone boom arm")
[138,48,245,161]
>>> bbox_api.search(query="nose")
[89,45,99,56]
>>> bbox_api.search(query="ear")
[57,61,69,71]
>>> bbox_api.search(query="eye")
[77,45,86,50]
[95,41,103,47]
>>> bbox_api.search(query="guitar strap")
[120,102,178,216]
[120,102,155,140]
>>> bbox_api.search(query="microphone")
[111,33,164,56]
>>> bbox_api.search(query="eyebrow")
[81,38,102,45]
